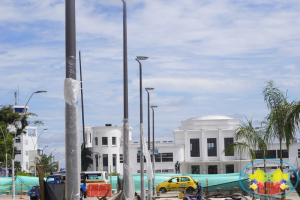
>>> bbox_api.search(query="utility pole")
[79,51,86,148]
[65,0,80,199]
[121,0,130,199]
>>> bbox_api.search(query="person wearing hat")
[194,180,202,200]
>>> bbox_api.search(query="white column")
[218,129,223,161]
[202,129,207,161]
[184,130,189,162]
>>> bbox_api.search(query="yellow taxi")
[156,176,198,193]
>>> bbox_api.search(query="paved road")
[1,191,299,200]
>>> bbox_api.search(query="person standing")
[175,162,178,173]
[177,161,181,173]
[196,181,202,200]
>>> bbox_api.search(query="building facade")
[86,115,300,174]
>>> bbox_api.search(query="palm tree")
[81,144,93,171]
[263,80,300,200]
[223,117,269,198]
[30,154,58,175]
[263,80,300,168]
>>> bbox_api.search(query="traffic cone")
[19,182,24,199]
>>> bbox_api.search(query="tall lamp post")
[135,56,148,200]
[151,105,158,196]
[121,0,131,199]
[32,128,48,176]
[0,127,8,177]
[145,87,154,199]
[11,90,46,200]
[42,145,48,155]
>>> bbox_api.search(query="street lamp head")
[43,128,48,130]
[136,56,149,60]
[35,91,47,94]
[151,105,158,109]
[145,88,155,91]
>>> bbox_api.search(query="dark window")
[298,149,300,158]
[15,138,21,143]
[190,139,200,157]
[155,169,161,173]
[155,153,161,162]
[224,138,234,156]
[254,150,263,159]
[191,165,200,174]
[137,154,146,163]
[277,150,289,158]
[226,164,234,173]
[162,153,173,162]
[102,137,108,145]
[112,137,116,145]
[266,150,276,158]
[95,137,98,146]
[113,154,116,172]
[103,154,108,171]
[17,150,21,154]
[207,138,217,156]
[95,154,99,171]
[162,169,169,173]
[14,108,26,113]
[120,154,123,163]
[208,165,218,174]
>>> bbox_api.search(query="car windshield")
[86,174,103,180]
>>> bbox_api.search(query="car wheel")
[186,187,194,193]
[159,187,167,193]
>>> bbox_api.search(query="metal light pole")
[53,152,60,162]
[151,105,158,196]
[65,0,80,199]
[33,128,48,176]
[136,56,149,199]
[0,127,7,177]
[50,149,57,156]
[42,145,48,155]
[11,90,46,200]
[121,0,131,199]
[145,87,154,199]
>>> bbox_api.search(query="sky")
[1,0,300,169]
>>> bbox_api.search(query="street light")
[145,87,154,150]
[11,90,46,200]
[53,152,60,162]
[145,87,154,199]
[50,149,57,156]
[42,145,48,155]
[31,128,48,176]
[136,56,148,200]
[0,127,8,177]
[151,105,158,196]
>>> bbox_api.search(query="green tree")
[30,154,58,175]
[81,144,93,171]
[223,117,272,197]
[263,80,300,200]
[0,105,44,171]
[263,80,300,167]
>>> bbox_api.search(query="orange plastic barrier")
[87,184,112,197]
[258,182,281,195]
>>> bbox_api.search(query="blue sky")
[1,0,300,168]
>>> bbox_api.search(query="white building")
[86,115,300,174]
